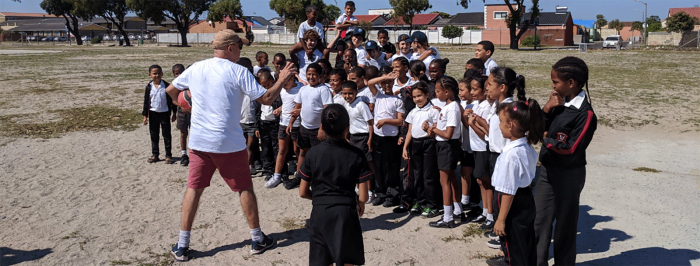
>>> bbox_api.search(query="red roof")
[384,13,440,26]
[355,15,382,23]
[190,17,253,28]
[669,7,700,20]
[0,12,49,17]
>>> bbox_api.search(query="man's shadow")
[576,205,632,254]
[579,247,700,266]
[0,247,52,266]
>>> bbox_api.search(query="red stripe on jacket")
[546,110,593,155]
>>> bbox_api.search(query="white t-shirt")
[431,98,446,108]
[260,104,276,121]
[405,102,440,139]
[469,100,491,151]
[335,14,358,32]
[297,21,324,40]
[389,51,413,64]
[411,47,441,69]
[357,87,376,104]
[492,137,538,195]
[240,94,259,124]
[488,97,514,153]
[253,65,271,76]
[373,93,405,137]
[355,47,368,66]
[345,98,373,134]
[280,83,302,127]
[391,78,417,94]
[171,57,266,153]
[294,84,333,129]
[460,101,474,152]
[366,52,389,69]
[436,101,461,141]
[297,49,323,83]
[484,58,498,76]
[329,88,345,105]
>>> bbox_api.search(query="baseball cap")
[212,29,250,50]
[353,28,366,38]
[407,31,427,43]
[365,40,378,50]
[397,34,412,43]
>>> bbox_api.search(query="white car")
[603,35,621,49]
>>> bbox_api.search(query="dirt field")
[0,44,699,266]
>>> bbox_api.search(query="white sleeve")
[171,67,191,90]
[238,69,266,100]
[320,88,333,105]
[294,89,303,104]
[405,110,414,124]
[396,99,406,114]
[356,50,367,66]
[360,103,373,121]
[297,23,305,39]
[446,106,460,128]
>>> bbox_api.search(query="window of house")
[494,12,508,19]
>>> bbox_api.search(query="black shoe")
[487,238,501,249]
[371,195,384,206]
[171,243,190,262]
[485,256,507,266]
[480,219,495,230]
[409,203,423,215]
[283,176,300,190]
[421,207,440,218]
[453,213,466,224]
[392,203,409,213]
[484,231,499,240]
[469,215,486,224]
[250,233,276,254]
[428,217,456,228]
[180,154,189,166]
[382,198,398,208]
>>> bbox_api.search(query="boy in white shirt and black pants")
[370,78,405,207]
[142,65,177,164]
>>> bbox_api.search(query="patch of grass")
[271,259,286,266]
[440,234,472,243]
[0,106,141,138]
[192,223,211,230]
[133,247,174,266]
[134,89,145,94]
[110,260,132,265]
[413,227,421,232]
[61,231,81,240]
[470,252,499,260]
[60,230,95,250]
[462,223,489,238]
[633,167,661,173]
[395,258,418,266]
[277,217,306,231]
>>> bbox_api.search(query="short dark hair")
[305,5,318,13]
[378,29,388,37]
[273,53,286,61]
[329,68,348,81]
[477,41,495,54]
[149,65,162,72]
[379,66,393,75]
[321,104,350,139]
[341,80,358,91]
[172,64,185,73]
[306,62,323,75]
[236,57,253,74]
[349,66,365,78]
[255,51,268,60]
[429,58,450,71]
[317,59,332,76]
[257,68,274,80]
[365,66,379,80]
[345,1,355,8]
[466,58,485,71]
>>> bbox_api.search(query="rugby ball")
[178,90,192,110]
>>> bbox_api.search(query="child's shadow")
[361,212,418,232]
[575,205,632,254]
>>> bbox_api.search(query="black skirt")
[308,204,365,266]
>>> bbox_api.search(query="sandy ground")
[1,45,699,265]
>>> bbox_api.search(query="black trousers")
[148,111,172,158]
[534,165,586,266]
[494,188,537,266]
[259,121,279,173]
[400,144,414,205]
[410,137,440,209]
[372,135,401,199]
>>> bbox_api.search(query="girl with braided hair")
[534,56,597,266]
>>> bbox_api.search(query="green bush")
[522,35,540,47]
[90,37,101,44]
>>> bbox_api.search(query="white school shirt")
[335,14,358,32]
[240,94,258,124]
[345,98,373,134]
[171,57,266,153]
[355,47,368,66]
[357,86,376,104]
[297,21,325,39]
[329,88,346,105]
[492,137,538,195]
[436,101,461,141]
[260,104,275,121]
[389,51,413,64]
[253,65,271,76]
[148,80,169,113]
[405,103,440,139]
[411,47,441,70]
[484,58,498,76]
[297,49,323,83]
[469,100,491,151]
[431,98,446,108]
[488,97,514,153]
[373,93,405,137]
[280,83,302,127]
[366,52,389,68]
[460,101,475,152]
[391,78,417,94]
[294,83,333,129]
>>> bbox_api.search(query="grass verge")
[0,106,141,138]
[633,167,661,173]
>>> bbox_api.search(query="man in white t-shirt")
[165,29,296,261]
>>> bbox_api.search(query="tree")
[70,0,132,46]
[596,14,607,28]
[207,0,254,43]
[268,0,337,34]
[431,11,451,19]
[665,11,700,33]
[358,20,373,35]
[127,0,214,46]
[607,19,623,34]
[646,15,663,32]
[458,0,539,49]
[389,0,431,34]
[40,0,84,45]
[631,21,643,32]
[441,24,462,44]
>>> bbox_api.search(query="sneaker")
[366,193,375,204]
[265,175,282,188]
[250,166,258,176]
[428,217,455,228]
[180,154,189,166]
[485,256,507,266]
[371,195,384,206]
[469,215,486,224]
[283,176,300,190]
[484,231,499,240]
[409,203,422,215]
[263,172,273,181]
[421,208,440,218]
[171,243,190,262]
[481,219,495,230]
[250,233,275,254]
[487,238,501,249]
[383,198,398,208]
[453,213,466,224]
[392,203,409,213]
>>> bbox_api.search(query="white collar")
[503,137,528,153]
[564,90,586,109]
[485,58,494,65]
[417,102,433,111]
[151,80,164,89]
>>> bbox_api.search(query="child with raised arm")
[142,64,177,164]
[298,104,372,266]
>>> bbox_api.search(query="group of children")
[145,2,597,265]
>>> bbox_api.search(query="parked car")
[603,35,621,49]
[55,37,67,42]
[28,36,38,41]
[128,35,136,40]
[81,36,90,42]
[41,37,52,42]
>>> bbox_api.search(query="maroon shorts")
[187,149,252,192]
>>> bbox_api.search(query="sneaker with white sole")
[487,238,501,249]
[484,231,499,240]
[366,193,375,204]
[250,233,276,254]
[171,243,190,262]
[265,175,282,188]
[480,219,495,230]
[470,215,486,224]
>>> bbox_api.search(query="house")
[355,15,389,28]
[0,12,49,22]
[481,3,524,46]
[269,17,284,26]
[368,8,394,16]
[521,8,574,46]
[443,12,485,29]
[1,17,111,39]
[383,13,441,30]
[246,16,273,27]
[188,17,250,34]
[665,7,700,31]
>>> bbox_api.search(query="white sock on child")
[487,213,494,221]
[461,195,470,205]
[250,227,263,243]
[453,202,463,215]
[443,205,453,222]
[181,150,187,155]
[482,208,488,217]
[178,230,190,248]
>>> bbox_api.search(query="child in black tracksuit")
[298,104,372,266]
[534,57,597,266]
[142,65,176,164]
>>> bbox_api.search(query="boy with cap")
[364,40,389,69]
[389,34,414,64]
[351,28,369,68]
[408,31,440,68]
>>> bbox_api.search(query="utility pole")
[635,0,647,45]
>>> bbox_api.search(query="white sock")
[250,227,263,243]
[178,230,190,248]
[461,195,470,205]
[273,173,281,179]
[482,208,489,217]
[181,150,187,155]
[453,202,463,215]
[487,213,494,221]
[443,205,453,222]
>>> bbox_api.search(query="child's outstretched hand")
[143,116,148,125]
[397,137,404,146]
[494,219,506,237]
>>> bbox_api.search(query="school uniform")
[372,93,405,203]
[335,14,358,37]
[297,20,325,40]
[492,137,538,266]
[329,88,345,105]
[240,93,261,164]
[391,78,417,95]
[259,96,282,174]
[278,83,302,141]
[435,101,461,171]
[355,47,368,67]
[534,91,597,266]
[297,49,323,83]
[379,42,397,56]
[356,86,376,106]
[471,100,493,178]
[142,80,176,158]
[294,84,333,148]
[405,102,441,209]
[365,52,389,69]
[387,51,413,65]
[398,84,416,207]
[253,65,271,76]
[484,58,498,76]
[411,47,440,70]
[297,138,372,266]
[487,97,514,176]
[345,98,374,162]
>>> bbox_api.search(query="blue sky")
[2,0,699,21]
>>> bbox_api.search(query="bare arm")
[416,48,435,61]
[402,124,413,160]
[166,85,180,107]
[299,179,312,200]
[376,112,404,129]
[256,62,297,105]
[431,126,455,140]
[494,194,514,237]
[357,181,368,217]
[367,73,397,96]
[367,119,374,152]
